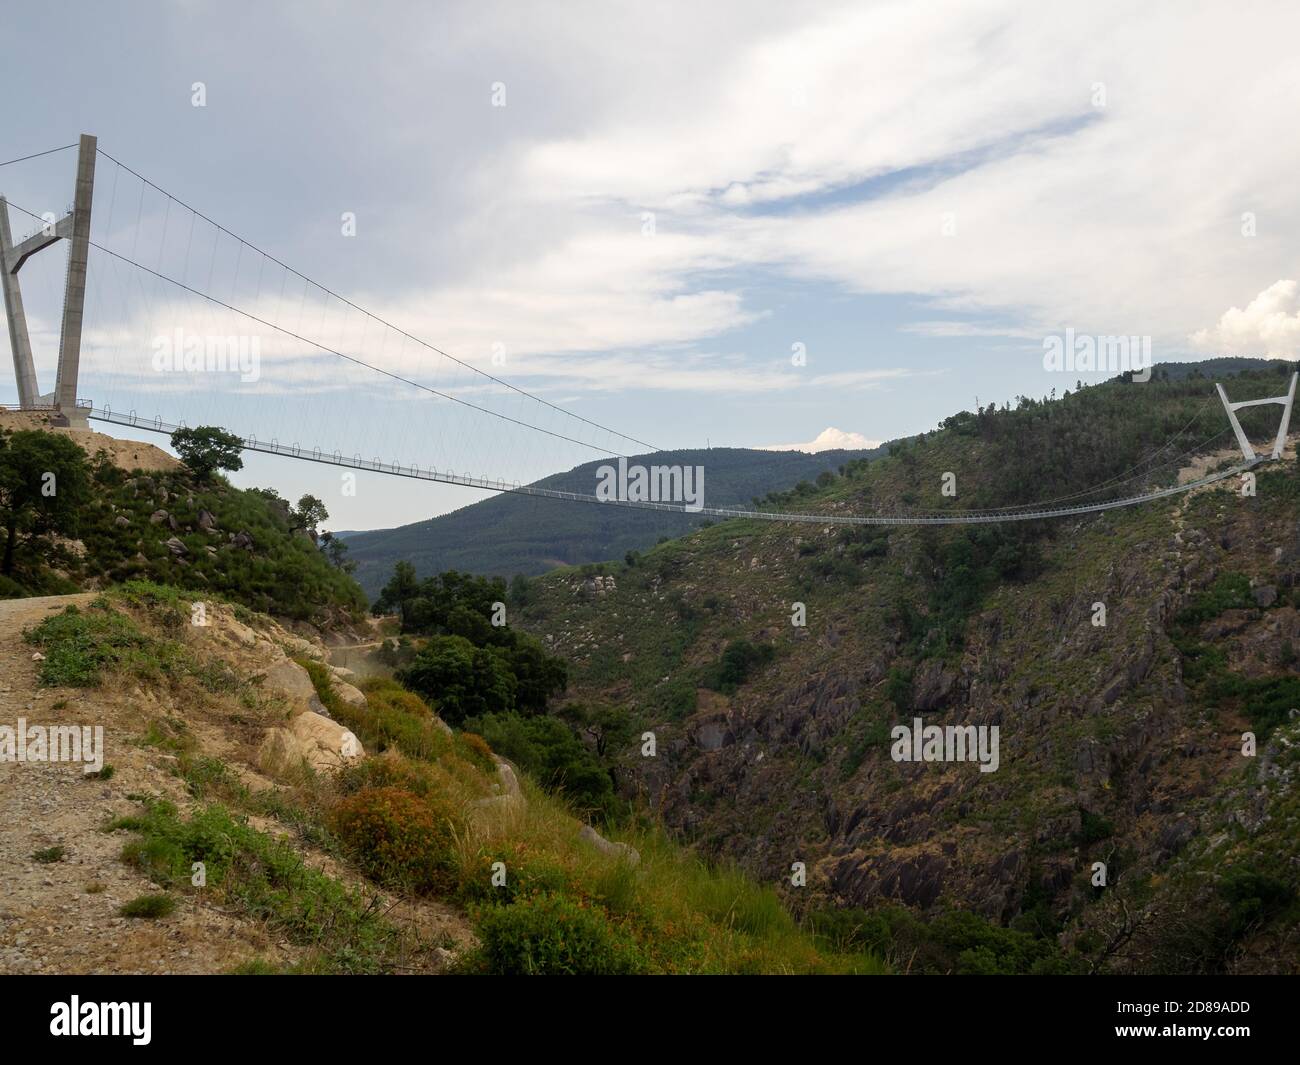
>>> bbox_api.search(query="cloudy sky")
[3,0,1299,530]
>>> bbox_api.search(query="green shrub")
[23,604,172,687]
[1077,809,1115,845]
[332,787,459,894]
[473,893,647,974]
[1208,673,1300,741]
[704,639,775,695]
[1176,573,1253,628]
[464,711,618,819]
[112,797,396,972]
[121,894,177,919]
[1218,869,1296,938]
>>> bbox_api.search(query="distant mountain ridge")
[343,445,883,596]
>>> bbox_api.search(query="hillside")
[512,361,1300,974]
[0,411,365,625]
[343,445,882,596]
[0,584,880,974]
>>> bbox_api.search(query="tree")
[557,701,633,759]
[397,635,517,726]
[290,494,328,534]
[170,426,243,481]
[374,560,420,623]
[319,531,357,574]
[0,431,90,576]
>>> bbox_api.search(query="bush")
[23,603,171,687]
[398,635,517,726]
[121,894,177,919]
[464,712,618,819]
[332,787,459,894]
[473,893,647,974]
[706,639,775,695]
[1218,870,1296,938]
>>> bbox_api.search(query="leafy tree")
[506,632,569,715]
[319,531,357,574]
[557,701,633,759]
[169,426,244,481]
[374,560,420,624]
[0,431,90,576]
[398,634,517,726]
[709,639,776,694]
[290,493,329,535]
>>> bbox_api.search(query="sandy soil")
[0,410,179,473]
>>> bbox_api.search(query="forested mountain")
[342,445,883,597]
[510,360,1300,974]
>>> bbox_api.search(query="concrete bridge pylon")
[0,133,96,427]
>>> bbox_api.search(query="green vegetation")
[471,893,647,974]
[464,711,620,820]
[810,904,1079,974]
[703,639,776,695]
[1170,571,1296,739]
[378,566,568,723]
[0,429,90,578]
[24,601,176,687]
[110,797,399,972]
[1175,572,1253,627]
[31,845,67,863]
[221,638,884,973]
[23,591,251,693]
[168,425,244,481]
[0,430,364,619]
[120,893,178,919]
[332,786,460,894]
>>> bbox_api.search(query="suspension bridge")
[1,134,1295,527]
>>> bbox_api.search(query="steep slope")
[343,445,881,595]
[1,584,880,975]
[514,362,1300,974]
[0,412,366,623]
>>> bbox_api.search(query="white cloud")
[1190,280,1300,357]
[491,0,1300,354]
[761,427,883,453]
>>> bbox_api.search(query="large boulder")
[469,760,525,816]
[261,659,319,710]
[334,681,367,709]
[258,711,364,775]
[281,634,328,662]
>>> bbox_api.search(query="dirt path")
[0,593,475,974]
[0,593,300,974]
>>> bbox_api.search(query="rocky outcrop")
[260,659,320,712]
[578,824,641,866]
[258,712,364,775]
[469,760,525,816]
[334,681,367,709]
